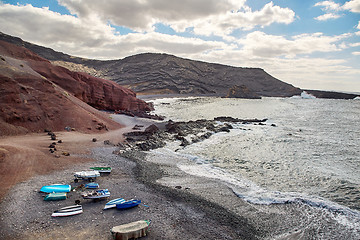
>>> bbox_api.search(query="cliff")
[0,40,151,136]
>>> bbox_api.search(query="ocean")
[149,95,360,238]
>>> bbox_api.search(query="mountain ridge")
[1,32,358,99]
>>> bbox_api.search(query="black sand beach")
[1,114,357,240]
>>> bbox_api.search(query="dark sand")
[0,115,260,239]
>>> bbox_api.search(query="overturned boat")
[44,192,67,201]
[116,199,141,210]
[104,198,125,210]
[40,184,71,193]
[111,220,151,240]
[51,205,83,217]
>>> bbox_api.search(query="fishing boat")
[111,220,151,240]
[51,205,83,217]
[81,189,110,199]
[104,198,125,210]
[40,184,71,193]
[74,170,100,182]
[116,199,141,209]
[84,182,99,189]
[89,167,112,173]
[44,192,67,201]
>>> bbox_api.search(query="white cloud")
[315,13,341,21]
[352,51,360,55]
[186,2,295,36]
[349,42,360,47]
[343,0,360,13]
[315,1,341,11]
[236,31,349,58]
[314,0,360,21]
[58,0,244,32]
[0,3,231,59]
[58,0,294,37]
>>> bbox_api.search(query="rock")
[92,138,97,142]
[132,125,143,130]
[144,124,159,134]
[62,152,70,156]
[50,134,56,140]
[57,140,62,143]
[104,140,115,146]
[225,85,261,99]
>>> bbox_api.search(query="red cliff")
[0,40,151,136]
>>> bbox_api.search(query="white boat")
[74,170,100,182]
[82,189,110,199]
[104,198,125,210]
[51,205,83,217]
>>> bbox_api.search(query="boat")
[74,170,100,182]
[111,220,151,240]
[116,199,141,210]
[51,205,83,217]
[81,189,110,199]
[40,184,71,193]
[44,192,67,201]
[89,167,112,173]
[85,182,99,189]
[104,198,125,210]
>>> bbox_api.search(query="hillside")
[1,32,358,99]
[0,32,302,98]
[0,40,151,136]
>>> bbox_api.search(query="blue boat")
[85,183,99,189]
[104,198,125,210]
[116,199,141,210]
[40,184,71,193]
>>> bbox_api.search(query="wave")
[151,147,360,230]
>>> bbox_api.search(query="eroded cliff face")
[0,40,151,136]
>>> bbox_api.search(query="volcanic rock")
[0,40,150,136]
[225,85,261,99]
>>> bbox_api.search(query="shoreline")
[1,107,359,239]
[0,113,259,239]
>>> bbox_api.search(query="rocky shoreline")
[116,117,269,153]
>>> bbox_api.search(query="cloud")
[314,0,360,21]
[315,13,341,21]
[236,31,349,58]
[58,0,243,32]
[343,0,360,13]
[58,0,294,37]
[0,3,231,59]
[352,51,360,55]
[315,1,341,11]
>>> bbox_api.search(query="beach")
[0,114,259,240]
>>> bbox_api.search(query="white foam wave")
[172,151,360,231]
[290,91,317,99]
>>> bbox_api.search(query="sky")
[0,0,360,93]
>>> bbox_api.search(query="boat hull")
[116,199,141,209]
[51,205,83,217]
[111,220,150,240]
[104,198,125,210]
[40,184,71,193]
[44,192,67,201]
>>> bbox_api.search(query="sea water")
[149,96,360,238]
